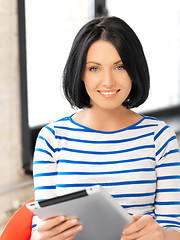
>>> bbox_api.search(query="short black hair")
[63,16,150,109]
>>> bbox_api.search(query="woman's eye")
[90,67,99,72]
[116,65,123,70]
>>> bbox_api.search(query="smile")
[97,89,120,98]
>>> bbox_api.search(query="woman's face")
[83,40,132,112]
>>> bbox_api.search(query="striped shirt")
[31,114,180,235]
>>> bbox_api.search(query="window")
[25,0,90,127]
[106,0,180,113]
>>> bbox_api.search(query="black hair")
[63,16,150,109]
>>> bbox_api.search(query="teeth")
[100,91,117,95]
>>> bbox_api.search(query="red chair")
[1,198,34,240]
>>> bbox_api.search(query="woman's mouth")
[97,89,120,98]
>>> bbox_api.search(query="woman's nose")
[102,71,115,87]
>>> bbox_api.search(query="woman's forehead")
[86,40,122,63]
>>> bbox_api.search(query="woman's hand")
[121,214,165,240]
[34,215,83,240]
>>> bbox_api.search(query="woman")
[31,16,180,239]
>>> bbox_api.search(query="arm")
[31,123,82,239]
[121,123,180,239]
[154,124,180,232]
[31,123,58,238]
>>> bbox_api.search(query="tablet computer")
[26,185,133,240]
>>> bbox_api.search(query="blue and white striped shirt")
[32,114,180,235]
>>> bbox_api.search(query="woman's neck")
[72,106,142,132]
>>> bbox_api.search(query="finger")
[50,218,82,238]
[121,227,147,240]
[132,213,143,221]
[127,218,163,240]
[123,213,142,232]
[51,231,78,240]
[56,223,83,240]
[66,234,77,240]
[37,215,66,231]
[121,233,148,240]
[122,214,142,235]
[122,215,151,235]
[131,231,162,240]
[37,218,82,240]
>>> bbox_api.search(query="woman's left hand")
[121,214,165,240]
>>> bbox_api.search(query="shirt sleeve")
[31,122,58,237]
[154,122,180,231]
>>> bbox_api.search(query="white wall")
[0,0,33,233]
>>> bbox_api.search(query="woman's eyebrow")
[86,60,122,65]
[86,61,101,65]
[114,60,122,64]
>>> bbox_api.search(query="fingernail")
[59,216,65,221]
[76,225,83,231]
[71,219,78,224]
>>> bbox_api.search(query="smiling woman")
[30,16,180,240]
[63,17,149,110]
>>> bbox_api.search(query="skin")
[73,39,142,131]
[121,214,180,240]
[32,40,180,239]
[32,216,83,240]
[83,39,132,113]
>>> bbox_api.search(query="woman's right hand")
[33,215,83,240]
